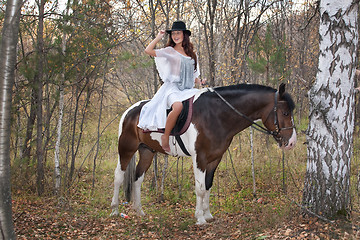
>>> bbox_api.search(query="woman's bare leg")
[161,102,183,152]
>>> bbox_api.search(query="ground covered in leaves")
[13,195,360,239]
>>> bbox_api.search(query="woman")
[138,20,204,152]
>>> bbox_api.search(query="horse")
[110,83,296,225]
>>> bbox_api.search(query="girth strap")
[175,135,191,156]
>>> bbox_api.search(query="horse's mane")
[215,84,276,93]
[212,84,295,112]
[282,92,295,112]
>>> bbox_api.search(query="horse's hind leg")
[110,135,139,216]
[132,144,155,216]
[110,156,126,216]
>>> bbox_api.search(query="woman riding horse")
[111,81,297,225]
[138,20,205,152]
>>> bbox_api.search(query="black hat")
[166,21,191,36]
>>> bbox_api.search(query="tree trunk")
[93,73,107,190]
[69,80,92,185]
[193,0,217,87]
[250,127,256,196]
[35,0,45,196]
[302,0,358,218]
[207,0,217,87]
[0,0,23,239]
[149,0,159,95]
[160,155,168,202]
[21,90,36,165]
[54,84,64,195]
[54,0,71,196]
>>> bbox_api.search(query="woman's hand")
[200,78,207,86]
[195,78,207,87]
[156,30,166,40]
[145,30,166,57]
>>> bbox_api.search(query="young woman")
[138,21,204,152]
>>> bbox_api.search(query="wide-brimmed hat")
[166,21,191,36]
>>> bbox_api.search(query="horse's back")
[118,100,148,137]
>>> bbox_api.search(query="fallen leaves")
[12,196,360,239]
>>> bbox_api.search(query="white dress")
[137,47,200,131]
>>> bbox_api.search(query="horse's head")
[263,83,296,150]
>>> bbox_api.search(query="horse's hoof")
[196,218,207,225]
[110,209,119,217]
[204,213,214,222]
[136,209,145,216]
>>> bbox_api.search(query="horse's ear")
[279,83,286,97]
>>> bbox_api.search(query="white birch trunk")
[0,0,23,238]
[303,0,358,217]
[54,1,70,194]
[54,85,64,193]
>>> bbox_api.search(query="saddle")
[162,95,194,136]
[143,96,194,156]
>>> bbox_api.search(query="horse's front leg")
[192,156,207,225]
[194,173,207,224]
[203,189,213,221]
[202,159,221,221]
[192,155,220,224]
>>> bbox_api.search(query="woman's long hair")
[166,32,197,71]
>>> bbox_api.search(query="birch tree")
[54,0,71,195]
[0,0,23,238]
[303,0,358,218]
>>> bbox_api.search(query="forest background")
[1,0,360,239]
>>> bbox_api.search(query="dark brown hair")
[166,31,197,71]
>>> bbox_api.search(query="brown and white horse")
[110,83,296,225]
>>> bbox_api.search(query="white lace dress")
[137,47,200,131]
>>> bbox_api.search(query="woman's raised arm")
[145,30,165,57]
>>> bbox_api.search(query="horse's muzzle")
[280,128,297,150]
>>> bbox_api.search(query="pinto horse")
[110,83,296,225]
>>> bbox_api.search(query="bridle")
[266,91,296,141]
[209,88,296,139]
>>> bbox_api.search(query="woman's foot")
[161,134,170,152]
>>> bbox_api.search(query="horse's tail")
[123,154,136,202]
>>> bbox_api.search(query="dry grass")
[11,115,360,239]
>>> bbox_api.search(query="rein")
[208,88,293,138]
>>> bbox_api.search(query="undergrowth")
[11,116,360,239]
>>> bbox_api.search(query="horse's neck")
[224,91,270,118]
[216,91,271,132]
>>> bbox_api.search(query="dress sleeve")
[194,61,200,79]
[154,47,181,83]
[154,48,170,83]
[193,53,200,80]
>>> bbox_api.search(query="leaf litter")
[13,195,360,239]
